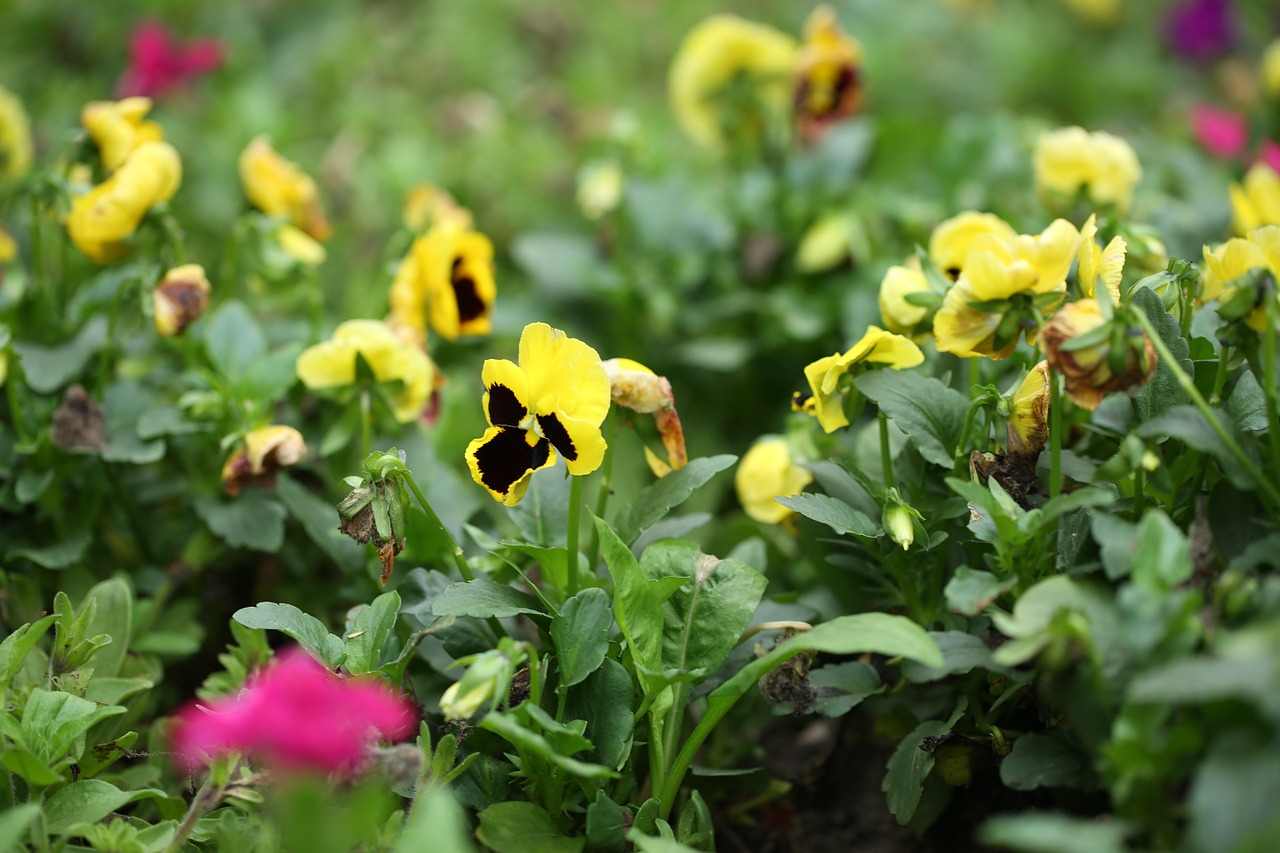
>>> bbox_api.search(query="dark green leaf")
[239,343,303,400]
[617,456,736,542]
[276,475,364,572]
[344,591,401,676]
[566,658,635,771]
[476,802,585,853]
[1132,286,1191,421]
[855,371,968,467]
[882,701,967,824]
[552,588,613,689]
[1137,405,1257,490]
[195,492,287,552]
[999,734,1094,791]
[1187,734,1280,853]
[431,578,543,619]
[7,531,90,570]
[203,301,266,383]
[585,791,628,853]
[811,661,884,716]
[102,382,165,463]
[1227,370,1267,433]
[775,493,878,538]
[232,602,345,668]
[902,632,994,683]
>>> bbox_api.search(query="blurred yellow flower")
[296,319,436,423]
[1263,39,1280,100]
[795,325,924,433]
[275,224,326,266]
[602,357,687,477]
[389,221,496,341]
[0,85,33,181]
[796,212,856,273]
[878,261,933,336]
[402,183,472,233]
[735,437,813,525]
[1229,162,1280,234]
[929,211,1017,280]
[668,14,798,151]
[1076,214,1125,302]
[66,140,182,263]
[1201,226,1280,332]
[81,97,164,173]
[1058,0,1120,25]
[153,263,211,337]
[577,160,624,220]
[1034,126,1141,215]
[0,226,15,264]
[221,425,308,496]
[466,323,611,506]
[239,136,331,241]
[794,5,863,146]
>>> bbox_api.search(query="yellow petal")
[518,322,611,429]
[878,264,931,334]
[933,278,1008,359]
[735,437,813,525]
[928,211,1017,279]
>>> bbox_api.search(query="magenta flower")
[1163,0,1236,63]
[170,649,417,774]
[117,21,222,99]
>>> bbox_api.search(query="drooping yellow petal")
[844,325,925,370]
[239,135,331,241]
[802,352,851,433]
[1007,361,1049,459]
[933,278,1009,359]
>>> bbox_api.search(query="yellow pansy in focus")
[0,85,33,181]
[1263,39,1280,100]
[795,326,924,433]
[296,320,436,423]
[794,5,864,146]
[1005,361,1050,460]
[66,140,182,263]
[1076,214,1126,302]
[221,425,308,496]
[1201,226,1280,332]
[736,436,813,525]
[929,211,1017,280]
[466,323,611,506]
[1034,126,1141,215]
[81,97,164,173]
[389,221,497,342]
[1229,162,1280,235]
[878,261,933,337]
[153,264,211,337]
[239,136,332,241]
[668,15,798,151]
[602,357,687,477]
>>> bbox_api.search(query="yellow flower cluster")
[1033,126,1141,215]
[1201,225,1280,333]
[1229,162,1280,235]
[239,136,332,243]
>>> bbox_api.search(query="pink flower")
[1261,140,1280,173]
[1191,104,1248,159]
[170,649,417,774]
[117,21,222,99]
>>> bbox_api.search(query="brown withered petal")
[1040,302,1158,410]
[153,264,211,337]
[51,385,107,454]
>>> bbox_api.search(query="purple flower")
[1164,0,1237,62]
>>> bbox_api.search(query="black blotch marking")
[487,383,525,427]
[536,413,578,462]
[474,427,550,495]
[452,257,487,323]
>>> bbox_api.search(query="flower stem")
[164,765,235,853]
[1209,344,1232,406]
[402,474,474,581]
[878,410,895,490]
[1263,298,1280,483]
[1048,365,1063,499]
[565,475,584,599]
[359,389,373,460]
[1135,308,1280,514]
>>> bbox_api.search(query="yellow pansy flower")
[929,211,1017,280]
[402,182,472,233]
[735,436,813,525]
[0,226,16,264]
[1006,361,1050,460]
[1229,162,1280,235]
[668,14,798,151]
[1076,214,1126,302]
[602,357,687,477]
[296,320,436,423]
[794,6,863,146]
[796,212,857,273]
[794,325,924,433]
[81,97,164,173]
[0,85,33,181]
[1034,126,1141,215]
[466,323,611,506]
[878,261,934,337]
[275,224,326,266]
[239,136,331,241]
[221,425,308,496]
[1201,226,1280,332]
[1263,39,1280,100]
[389,221,496,342]
[153,264,211,337]
[934,220,1080,359]
[66,140,182,263]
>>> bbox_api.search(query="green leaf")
[431,578,543,619]
[1187,734,1280,853]
[979,812,1130,853]
[12,317,108,393]
[239,343,303,401]
[136,405,205,439]
[1133,286,1191,422]
[480,712,617,781]
[1090,511,1138,580]
[500,543,573,598]
[902,632,995,683]
[195,492,287,552]
[810,661,884,716]
[82,578,132,679]
[566,658,635,771]
[6,532,91,571]
[344,591,401,676]
[1130,509,1192,591]
[397,787,478,853]
[232,602,345,668]
[627,829,700,853]
[0,804,40,852]
[551,588,613,689]
[642,539,767,680]
[585,791,628,853]
[510,461,572,546]
[1137,405,1257,490]
[882,700,967,824]
[0,614,57,689]
[616,455,736,542]
[1227,370,1267,433]
[102,382,166,464]
[276,475,364,572]
[203,301,266,384]
[510,232,611,298]
[991,577,1119,667]
[999,734,1094,791]
[854,371,968,467]
[15,689,126,769]
[476,802,585,853]
[43,780,166,834]
[774,493,878,538]
[944,567,1013,616]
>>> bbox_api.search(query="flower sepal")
[338,450,414,585]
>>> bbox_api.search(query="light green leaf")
[344,591,401,676]
[12,317,108,393]
[82,578,131,679]
[43,780,166,834]
[398,786,478,853]
[979,812,1130,853]
[944,567,1013,616]
[431,578,543,619]
[774,493,878,538]
[203,301,266,383]
[1130,509,1192,591]
[16,689,126,768]
[0,614,57,689]
[552,588,613,689]
[232,602,345,668]
[1187,735,1280,853]
[854,371,968,467]
[480,712,616,781]
[0,804,40,852]
[476,802,585,853]
[195,492,287,552]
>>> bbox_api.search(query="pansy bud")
[153,263,211,336]
[1040,300,1157,410]
[440,650,507,722]
[338,473,409,586]
[883,502,916,551]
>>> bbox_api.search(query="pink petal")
[1190,104,1247,159]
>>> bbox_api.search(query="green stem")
[97,275,131,394]
[565,475,584,598]
[29,195,49,329]
[1263,299,1280,483]
[359,389,373,460]
[164,768,232,853]
[160,214,187,266]
[878,410,895,490]
[953,398,985,476]
[1135,308,1280,514]
[5,364,32,446]
[402,474,474,581]
[1048,364,1063,499]
[968,357,981,394]
[1209,344,1232,406]
[584,419,618,572]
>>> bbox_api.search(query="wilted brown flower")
[153,263,210,336]
[1040,300,1156,410]
[221,425,307,496]
[602,357,687,476]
